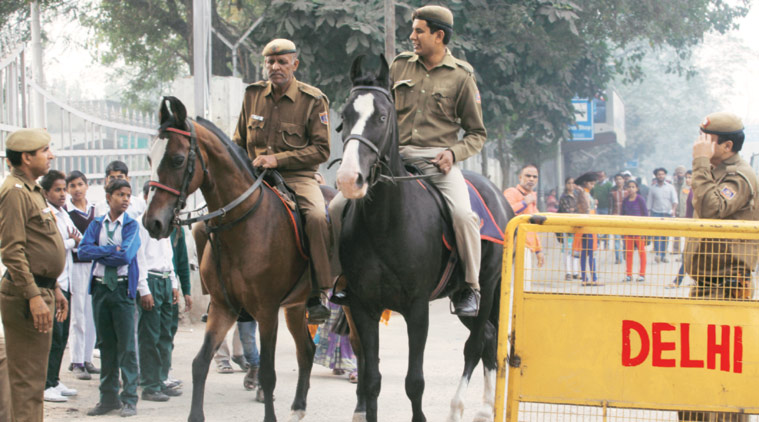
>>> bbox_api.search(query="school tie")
[104,220,119,291]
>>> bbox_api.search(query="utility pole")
[193,0,211,119]
[384,0,395,60]
[30,1,45,128]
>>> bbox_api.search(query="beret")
[412,5,454,29]
[262,39,297,56]
[700,112,743,136]
[5,128,51,152]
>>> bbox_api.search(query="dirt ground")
[44,300,490,422]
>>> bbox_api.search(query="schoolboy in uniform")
[79,179,147,417]
[41,170,80,402]
[94,160,146,219]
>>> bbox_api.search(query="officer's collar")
[409,49,456,70]
[11,168,40,191]
[264,77,299,101]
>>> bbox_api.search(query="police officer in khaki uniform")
[390,5,486,316]
[232,39,331,323]
[681,112,758,422]
[0,128,68,422]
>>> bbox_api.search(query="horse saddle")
[404,164,505,300]
[262,170,310,260]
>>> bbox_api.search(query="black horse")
[334,56,512,422]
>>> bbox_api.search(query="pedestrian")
[0,128,68,422]
[40,170,80,403]
[503,164,545,284]
[136,182,182,402]
[231,38,332,323]
[545,189,558,213]
[647,167,678,263]
[330,5,487,317]
[237,310,261,393]
[621,180,648,282]
[557,177,579,280]
[65,170,100,380]
[681,113,758,422]
[668,187,694,289]
[573,172,601,286]
[94,160,146,219]
[313,302,357,384]
[609,173,626,264]
[165,226,191,390]
[78,179,145,417]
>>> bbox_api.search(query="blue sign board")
[625,160,639,169]
[569,98,594,141]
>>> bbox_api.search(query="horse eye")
[171,155,185,168]
[380,115,387,122]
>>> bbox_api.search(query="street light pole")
[30,1,45,128]
[385,0,395,60]
[193,0,211,119]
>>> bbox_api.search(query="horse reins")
[334,85,439,187]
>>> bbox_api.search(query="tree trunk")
[497,137,509,191]
[480,142,489,179]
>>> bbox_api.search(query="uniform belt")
[2,271,58,289]
[148,270,171,279]
[93,276,128,284]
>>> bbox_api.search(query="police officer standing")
[682,112,758,421]
[232,39,332,323]
[0,128,68,422]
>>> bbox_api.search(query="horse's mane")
[195,116,258,178]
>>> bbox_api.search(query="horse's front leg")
[350,305,381,422]
[343,305,366,419]
[405,300,429,422]
[257,309,280,422]
[283,304,315,422]
[188,302,236,422]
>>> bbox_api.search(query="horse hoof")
[255,388,265,403]
[188,415,204,422]
[352,412,368,422]
[288,410,306,421]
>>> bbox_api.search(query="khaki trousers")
[0,284,54,422]
[329,146,481,290]
[1,333,12,422]
[285,176,332,291]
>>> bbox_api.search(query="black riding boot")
[306,295,330,324]
[452,287,480,317]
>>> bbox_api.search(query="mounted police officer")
[331,5,487,317]
[681,111,758,422]
[232,39,332,323]
[1,128,68,422]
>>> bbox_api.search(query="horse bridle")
[336,85,438,187]
[150,118,268,227]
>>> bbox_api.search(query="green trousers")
[92,281,138,406]
[165,303,179,381]
[46,289,70,389]
[138,274,173,393]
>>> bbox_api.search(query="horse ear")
[159,97,171,125]
[168,97,188,129]
[378,54,390,89]
[350,55,365,84]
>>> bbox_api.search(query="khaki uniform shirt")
[232,78,331,178]
[684,154,759,279]
[0,168,65,299]
[389,50,486,162]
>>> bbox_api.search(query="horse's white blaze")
[147,137,168,206]
[446,376,469,422]
[337,93,374,198]
[473,368,496,422]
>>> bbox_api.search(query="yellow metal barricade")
[495,214,759,421]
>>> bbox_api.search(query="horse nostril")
[148,218,163,235]
[355,173,364,187]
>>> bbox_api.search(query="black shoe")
[306,298,330,324]
[87,402,122,416]
[141,390,170,402]
[453,288,480,317]
[68,363,74,372]
[330,288,349,305]
[84,362,100,374]
[161,387,182,397]
[120,402,137,417]
[201,313,208,323]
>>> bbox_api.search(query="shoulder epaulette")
[393,52,415,62]
[245,80,267,90]
[298,83,329,103]
[453,58,474,75]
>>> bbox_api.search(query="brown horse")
[143,97,315,422]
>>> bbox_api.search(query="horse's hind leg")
[405,301,429,422]
[284,305,315,421]
[344,306,367,420]
[257,308,280,422]
[188,303,236,422]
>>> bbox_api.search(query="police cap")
[700,112,744,136]
[262,39,297,57]
[5,128,51,152]
[412,5,454,30]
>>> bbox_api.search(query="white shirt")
[65,197,95,258]
[93,212,150,296]
[95,195,146,219]
[49,202,80,292]
[138,214,179,290]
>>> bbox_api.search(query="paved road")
[45,300,491,421]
